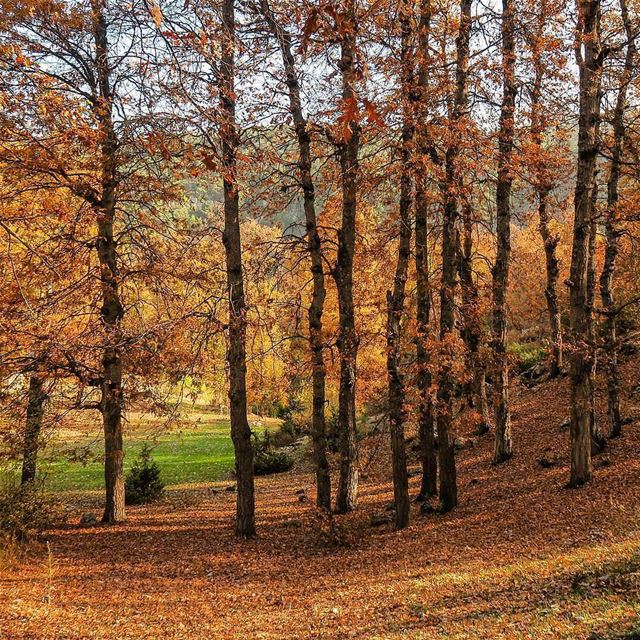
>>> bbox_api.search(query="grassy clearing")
[3,407,280,492]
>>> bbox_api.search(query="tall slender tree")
[528,0,564,378]
[568,0,603,487]
[600,0,636,438]
[491,0,517,464]
[219,0,255,536]
[333,0,361,514]
[414,0,438,502]
[386,0,414,530]
[258,0,331,510]
[435,0,473,511]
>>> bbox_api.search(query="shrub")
[0,476,64,542]
[252,432,294,476]
[125,445,165,505]
[507,342,547,374]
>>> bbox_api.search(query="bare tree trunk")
[259,0,331,511]
[529,9,563,378]
[220,0,255,536]
[92,0,126,524]
[414,0,437,502]
[491,0,516,464]
[568,0,603,488]
[20,376,46,485]
[600,0,634,438]
[386,0,413,529]
[334,0,360,514]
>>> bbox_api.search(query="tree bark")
[220,0,255,536]
[600,0,634,438]
[568,0,603,488]
[20,376,46,485]
[91,0,126,524]
[259,0,331,511]
[386,0,413,530]
[334,0,360,514]
[414,0,437,502]
[491,0,516,464]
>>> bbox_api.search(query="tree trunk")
[20,376,46,485]
[91,0,126,524]
[568,0,603,488]
[587,212,605,453]
[386,0,413,529]
[259,0,331,511]
[457,204,491,434]
[538,193,563,377]
[491,0,516,464]
[414,0,438,502]
[334,0,360,514]
[434,0,472,512]
[600,0,634,438]
[529,13,563,378]
[220,0,255,536]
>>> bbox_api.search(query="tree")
[434,0,474,511]
[219,0,255,537]
[333,0,361,514]
[491,0,516,464]
[527,0,565,379]
[414,0,438,502]
[599,0,636,438]
[568,0,603,487]
[257,0,331,511]
[386,0,414,529]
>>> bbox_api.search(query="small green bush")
[507,342,547,374]
[252,432,294,476]
[125,445,165,505]
[0,476,64,542]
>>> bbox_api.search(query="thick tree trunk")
[20,376,46,485]
[386,1,413,529]
[414,0,438,501]
[600,0,634,439]
[491,0,516,464]
[91,0,126,524]
[220,0,255,536]
[259,0,331,510]
[568,0,603,488]
[334,0,360,514]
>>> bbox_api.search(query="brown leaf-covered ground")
[2,358,640,640]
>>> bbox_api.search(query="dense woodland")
[0,0,639,545]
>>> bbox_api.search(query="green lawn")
[9,409,278,493]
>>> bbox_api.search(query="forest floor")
[1,355,640,639]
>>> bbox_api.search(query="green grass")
[4,408,278,493]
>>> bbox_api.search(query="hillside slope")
[1,355,640,639]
